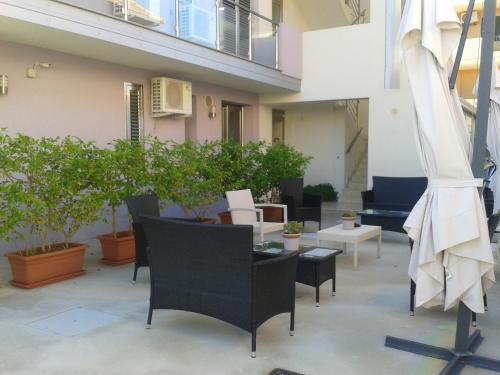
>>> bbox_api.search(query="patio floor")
[0,212,499,375]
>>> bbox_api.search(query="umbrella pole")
[386,0,500,373]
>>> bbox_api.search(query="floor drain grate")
[27,307,120,337]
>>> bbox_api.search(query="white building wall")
[285,106,346,192]
[260,1,424,188]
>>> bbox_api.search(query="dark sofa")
[362,176,428,212]
[140,216,299,358]
[362,176,494,216]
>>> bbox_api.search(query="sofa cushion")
[372,177,427,208]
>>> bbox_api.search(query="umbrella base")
[385,330,500,374]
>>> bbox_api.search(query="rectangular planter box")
[98,231,135,266]
[5,244,87,289]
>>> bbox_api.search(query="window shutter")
[126,83,144,141]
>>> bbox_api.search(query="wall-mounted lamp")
[26,62,52,79]
[206,96,217,119]
[0,75,8,95]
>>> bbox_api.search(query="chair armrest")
[254,204,288,224]
[253,252,299,324]
[303,193,322,207]
[255,203,287,209]
[228,207,264,223]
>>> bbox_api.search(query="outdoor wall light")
[26,62,52,79]
[0,75,7,95]
[206,95,217,119]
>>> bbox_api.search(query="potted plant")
[0,133,104,288]
[260,143,312,222]
[96,139,149,265]
[167,140,224,223]
[214,141,267,224]
[282,221,302,251]
[342,211,357,230]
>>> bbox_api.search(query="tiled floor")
[0,213,499,375]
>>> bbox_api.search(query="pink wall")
[188,81,259,144]
[0,41,260,146]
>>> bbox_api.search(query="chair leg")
[146,304,153,329]
[251,327,257,358]
[472,312,477,327]
[410,280,416,316]
[484,294,488,311]
[290,308,295,336]
[132,265,138,284]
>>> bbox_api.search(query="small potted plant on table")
[342,211,357,230]
[282,221,302,251]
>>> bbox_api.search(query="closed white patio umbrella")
[400,0,495,314]
[386,1,500,373]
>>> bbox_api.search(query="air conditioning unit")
[151,77,192,117]
[461,11,479,25]
[112,0,164,27]
[179,1,216,46]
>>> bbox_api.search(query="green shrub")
[304,183,338,202]
[0,131,105,254]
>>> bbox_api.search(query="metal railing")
[345,0,367,25]
[55,0,279,69]
[344,99,366,186]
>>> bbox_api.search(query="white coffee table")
[317,224,382,270]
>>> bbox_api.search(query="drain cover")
[27,307,120,337]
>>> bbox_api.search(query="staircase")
[337,147,367,211]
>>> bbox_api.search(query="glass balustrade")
[55,0,279,69]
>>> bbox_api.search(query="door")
[272,109,285,144]
[222,103,243,144]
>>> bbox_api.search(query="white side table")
[317,224,382,270]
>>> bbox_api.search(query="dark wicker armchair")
[279,178,322,229]
[125,193,160,283]
[140,216,298,357]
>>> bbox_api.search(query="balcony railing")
[55,0,279,69]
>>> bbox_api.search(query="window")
[272,0,283,24]
[222,102,243,144]
[125,83,144,141]
[272,109,285,144]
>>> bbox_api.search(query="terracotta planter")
[218,211,233,224]
[283,233,301,251]
[98,231,135,266]
[342,218,356,230]
[263,206,283,222]
[5,243,87,289]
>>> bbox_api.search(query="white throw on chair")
[226,189,287,243]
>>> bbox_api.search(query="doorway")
[272,109,285,143]
[222,102,243,144]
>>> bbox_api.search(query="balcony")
[57,0,279,69]
[0,0,300,93]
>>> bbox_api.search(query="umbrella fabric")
[475,61,500,213]
[399,0,495,313]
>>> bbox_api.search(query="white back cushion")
[226,189,258,224]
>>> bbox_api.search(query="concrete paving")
[0,213,499,375]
